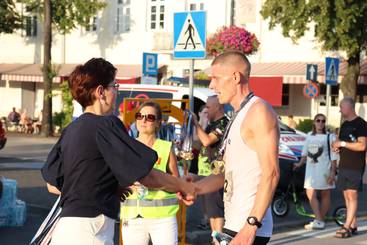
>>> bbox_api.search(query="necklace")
[211,92,254,174]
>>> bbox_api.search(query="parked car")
[116,84,306,179]
[0,119,7,150]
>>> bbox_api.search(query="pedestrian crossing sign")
[325,57,339,85]
[173,11,206,59]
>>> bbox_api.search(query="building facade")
[0,0,366,127]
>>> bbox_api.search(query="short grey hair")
[341,96,355,108]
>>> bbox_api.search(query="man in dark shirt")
[8,107,20,124]
[193,95,229,239]
[332,97,367,238]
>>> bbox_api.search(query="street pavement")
[0,133,367,245]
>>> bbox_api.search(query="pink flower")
[207,25,259,56]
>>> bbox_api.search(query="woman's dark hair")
[312,113,327,135]
[68,58,117,108]
[137,101,162,122]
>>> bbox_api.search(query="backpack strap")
[327,133,331,161]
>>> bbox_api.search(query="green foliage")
[296,119,313,133]
[194,71,210,80]
[52,111,66,130]
[23,0,107,34]
[0,0,22,33]
[59,80,73,128]
[260,0,367,59]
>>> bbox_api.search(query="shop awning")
[203,60,367,84]
[0,63,167,83]
[249,77,283,107]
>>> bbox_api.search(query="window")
[25,16,37,37]
[116,0,130,32]
[319,84,339,106]
[282,84,289,106]
[86,17,98,32]
[150,0,165,30]
[357,84,367,103]
[189,2,204,11]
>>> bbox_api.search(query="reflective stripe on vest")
[121,139,179,219]
[123,198,178,207]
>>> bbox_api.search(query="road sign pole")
[326,84,331,124]
[189,59,194,111]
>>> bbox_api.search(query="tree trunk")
[41,0,53,136]
[340,54,360,100]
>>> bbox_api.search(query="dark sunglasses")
[135,112,157,122]
[315,119,326,123]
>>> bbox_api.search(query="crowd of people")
[38,51,366,245]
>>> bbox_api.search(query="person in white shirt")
[294,114,337,230]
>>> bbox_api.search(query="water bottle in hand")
[212,231,233,245]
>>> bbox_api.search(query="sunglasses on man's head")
[315,119,326,123]
[135,112,157,122]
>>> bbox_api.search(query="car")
[116,84,306,167]
[0,119,7,150]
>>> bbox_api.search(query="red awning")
[249,77,283,107]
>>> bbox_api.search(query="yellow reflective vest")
[120,139,179,220]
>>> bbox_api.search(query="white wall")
[0,81,22,117]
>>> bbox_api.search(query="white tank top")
[223,96,273,237]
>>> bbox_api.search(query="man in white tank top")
[184,51,280,245]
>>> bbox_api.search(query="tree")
[261,0,367,99]
[23,0,106,136]
[0,0,21,33]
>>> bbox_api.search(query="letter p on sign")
[143,53,158,76]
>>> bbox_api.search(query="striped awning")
[203,60,367,84]
[0,63,167,83]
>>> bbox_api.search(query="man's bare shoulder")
[245,99,277,127]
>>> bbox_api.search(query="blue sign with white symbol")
[325,57,339,85]
[173,11,206,59]
[143,53,158,76]
[306,64,318,82]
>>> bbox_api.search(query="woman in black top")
[42,58,195,245]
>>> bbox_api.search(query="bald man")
[186,51,280,245]
[332,97,367,238]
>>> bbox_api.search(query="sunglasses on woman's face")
[135,112,157,122]
[315,119,326,123]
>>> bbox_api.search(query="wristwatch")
[341,141,347,147]
[247,216,262,228]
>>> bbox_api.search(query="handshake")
[176,174,202,206]
[118,170,205,205]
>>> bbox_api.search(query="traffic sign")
[173,11,206,59]
[306,64,318,82]
[141,75,157,85]
[325,57,339,85]
[142,52,158,76]
[303,82,319,99]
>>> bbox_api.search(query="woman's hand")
[118,187,133,202]
[293,162,303,170]
[327,172,336,185]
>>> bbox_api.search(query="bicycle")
[271,169,346,226]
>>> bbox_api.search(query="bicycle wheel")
[272,196,289,217]
[333,206,347,226]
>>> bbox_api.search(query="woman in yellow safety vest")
[121,101,180,245]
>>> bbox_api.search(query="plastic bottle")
[136,182,148,200]
[212,231,233,245]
